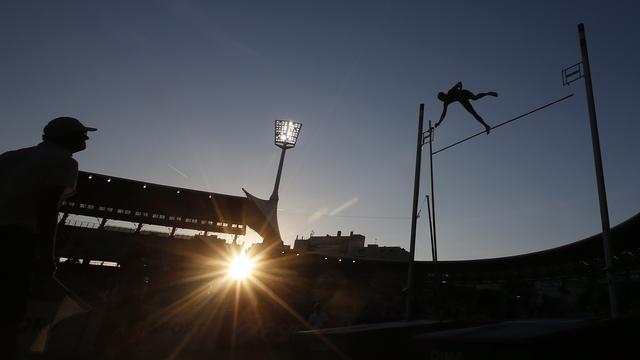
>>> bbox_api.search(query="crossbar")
[432,94,574,155]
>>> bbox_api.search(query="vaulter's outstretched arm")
[435,103,448,127]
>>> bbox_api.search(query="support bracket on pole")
[562,62,584,86]
[422,126,433,146]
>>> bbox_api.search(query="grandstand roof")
[60,171,247,234]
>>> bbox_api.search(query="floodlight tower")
[271,120,302,201]
[241,120,302,250]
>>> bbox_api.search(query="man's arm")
[34,185,66,279]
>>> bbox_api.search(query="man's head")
[43,117,97,153]
[437,92,446,102]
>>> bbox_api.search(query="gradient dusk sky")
[2,0,639,260]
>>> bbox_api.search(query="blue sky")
[2,0,639,260]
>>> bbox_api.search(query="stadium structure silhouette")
[19,171,639,359]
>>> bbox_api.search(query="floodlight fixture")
[274,120,302,149]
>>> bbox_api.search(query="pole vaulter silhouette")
[435,81,498,134]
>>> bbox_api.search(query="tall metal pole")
[578,23,619,318]
[429,120,438,265]
[428,120,440,318]
[426,195,435,262]
[270,147,287,201]
[406,103,424,321]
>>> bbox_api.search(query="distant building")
[352,244,409,261]
[293,230,364,255]
[292,231,409,261]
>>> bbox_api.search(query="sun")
[228,254,254,280]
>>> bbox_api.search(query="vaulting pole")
[406,104,424,321]
[578,23,619,318]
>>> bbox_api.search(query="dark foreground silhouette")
[0,116,96,358]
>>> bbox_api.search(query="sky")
[2,0,639,261]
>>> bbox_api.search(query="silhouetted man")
[435,81,498,134]
[0,117,96,357]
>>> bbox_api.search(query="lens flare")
[228,255,253,280]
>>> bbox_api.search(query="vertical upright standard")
[578,23,619,318]
[406,104,424,321]
[429,120,438,265]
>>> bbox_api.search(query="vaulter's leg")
[461,100,491,134]
[469,91,498,101]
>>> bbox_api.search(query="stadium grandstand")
[18,171,640,358]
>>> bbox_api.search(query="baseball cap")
[43,117,97,137]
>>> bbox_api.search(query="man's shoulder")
[0,145,38,157]
[0,143,77,174]
[35,142,76,164]
[0,145,38,164]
